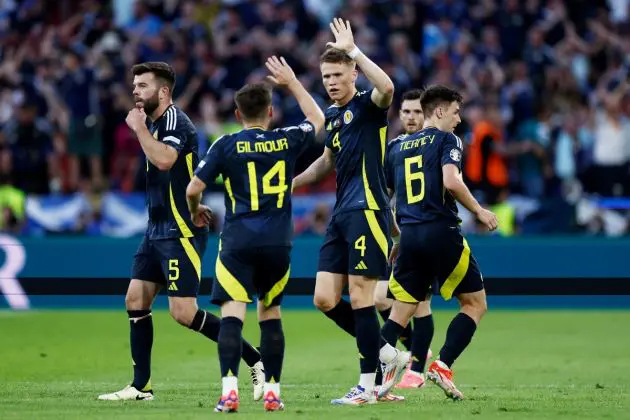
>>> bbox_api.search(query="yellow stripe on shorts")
[215,255,252,303]
[440,238,471,300]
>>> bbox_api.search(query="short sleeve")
[441,133,463,171]
[357,89,389,114]
[194,135,225,184]
[275,119,316,155]
[159,107,188,153]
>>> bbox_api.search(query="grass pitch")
[0,309,628,419]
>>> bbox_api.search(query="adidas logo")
[168,282,178,291]
[354,261,368,270]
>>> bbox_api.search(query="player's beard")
[138,93,160,115]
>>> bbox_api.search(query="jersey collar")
[153,104,175,123]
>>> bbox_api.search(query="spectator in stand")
[586,79,630,196]
[1,102,59,194]
[0,0,629,237]
[58,50,103,192]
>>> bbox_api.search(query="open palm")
[265,56,296,87]
[326,17,355,53]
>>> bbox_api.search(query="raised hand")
[326,17,356,53]
[265,56,297,87]
[126,107,147,133]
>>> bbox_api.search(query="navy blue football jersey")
[195,121,316,250]
[385,127,464,225]
[324,90,389,214]
[146,105,207,239]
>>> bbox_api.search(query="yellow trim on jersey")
[169,183,193,238]
[379,126,387,165]
[186,153,194,179]
[364,210,387,258]
[224,178,236,213]
[180,238,201,280]
[388,272,418,303]
[215,255,253,303]
[362,155,380,210]
[440,238,471,300]
[263,265,290,308]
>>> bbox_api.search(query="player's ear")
[235,109,242,122]
[268,106,273,119]
[159,85,169,101]
[351,69,358,83]
[437,106,443,119]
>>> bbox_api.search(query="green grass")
[0,310,629,419]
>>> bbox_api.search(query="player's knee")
[459,293,487,322]
[258,303,281,321]
[374,294,392,312]
[169,303,196,327]
[415,300,432,317]
[125,290,146,311]
[349,291,372,309]
[313,293,337,312]
[373,283,392,311]
[476,298,488,317]
[348,280,374,308]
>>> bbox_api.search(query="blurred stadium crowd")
[0,0,629,237]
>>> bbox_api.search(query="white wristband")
[347,46,361,59]
[392,234,400,245]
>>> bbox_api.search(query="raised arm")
[266,56,325,134]
[126,107,178,171]
[327,18,394,108]
[293,147,335,189]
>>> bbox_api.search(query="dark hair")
[320,48,355,65]
[234,83,273,120]
[401,89,423,102]
[132,62,176,93]
[64,49,82,61]
[420,85,463,117]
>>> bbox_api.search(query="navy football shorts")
[318,209,391,278]
[211,246,291,308]
[131,234,208,297]
[389,221,484,302]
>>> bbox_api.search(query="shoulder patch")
[299,122,313,132]
[449,148,462,162]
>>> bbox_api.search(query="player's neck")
[243,120,269,130]
[149,100,174,122]
[334,87,357,107]
[423,120,445,132]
